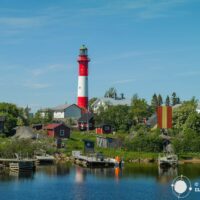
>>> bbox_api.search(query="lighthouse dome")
[79,45,88,55]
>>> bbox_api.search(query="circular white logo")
[171,175,192,199]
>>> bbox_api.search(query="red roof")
[44,123,62,130]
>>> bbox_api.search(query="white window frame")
[60,129,65,136]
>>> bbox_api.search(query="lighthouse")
[77,45,90,110]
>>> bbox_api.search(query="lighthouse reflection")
[74,166,123,183]
[75,166,86,184]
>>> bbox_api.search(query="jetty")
[0,154,37,172]
[72,151,123,168]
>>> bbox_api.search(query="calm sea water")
[0,163,200,200]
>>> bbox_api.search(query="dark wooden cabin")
[78,113,95,131]
[44,123,70,139]
[32,124,43,131]
[96,124,112,134]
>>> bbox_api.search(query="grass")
[63,131,159,161]
[1,131,199,162]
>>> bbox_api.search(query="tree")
[157,94,163,106]
[183,112,200,133]
[0,103,24,135]
[31,109,53,125]
[171,92,181,106]
[173,98,198,130]
[88,97,97,111]
[151,93,158,111]
[94,105,131,132]
[165,95,170,106]
[131,94,149,123]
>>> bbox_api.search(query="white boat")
[72,151,124,168]
[34,151,55,165]
[158,154,178,167]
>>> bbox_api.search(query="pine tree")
[157,94,163,106]
[151,93,158,110]
[171,92,177,106]
[165,95,170,106]
[171,92,181,106]
[176,97,181,104]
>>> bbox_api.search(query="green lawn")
[63,131,159,161]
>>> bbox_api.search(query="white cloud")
[31,64,66,77]
[112,79,136,84]
[0,17,45,28]
[25,83,51,89]
[76,0,190,19]
[176,70,200,77]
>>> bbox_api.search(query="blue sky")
[0,0,200,111]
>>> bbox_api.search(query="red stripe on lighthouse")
[78,97,88,109]
[79,63,88,76]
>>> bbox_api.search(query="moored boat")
[158,154,178,167]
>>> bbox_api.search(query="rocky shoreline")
[53,153,200,165]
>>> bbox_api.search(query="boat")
[72,151,124,168]
[34,150,55,165]
[158,154,178,167]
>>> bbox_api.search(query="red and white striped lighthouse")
[77,45,90,110]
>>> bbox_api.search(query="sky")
[0,0,200,111]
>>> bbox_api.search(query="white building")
[197,102,200,113]
[52,104,82,120]
[91,97,131,113]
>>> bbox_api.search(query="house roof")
[96,124,112,128]
[78,113,94,122]
[92,97,131,107]
[44,123,65,130]
[146,113,157,127]
[51,104,81,112]
[51,104,70,111]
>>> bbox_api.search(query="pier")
[0,156,37,172]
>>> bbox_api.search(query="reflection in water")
[157,166,178,184]
[38,164,70,177]
[9,171,35,180]
[75,166,86,184]
[115,167,120,181]
[0,163,200,200]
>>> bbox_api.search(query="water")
[0,164,200,200]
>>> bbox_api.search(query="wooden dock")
[9,161,36,172]
[0,164,5,170]
[0,158,37,172]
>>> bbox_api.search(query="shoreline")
[54,153,200,165]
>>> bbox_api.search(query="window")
[104,126,110,131]
[60,130,65,136]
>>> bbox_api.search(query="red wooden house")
[44,123,70,138]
